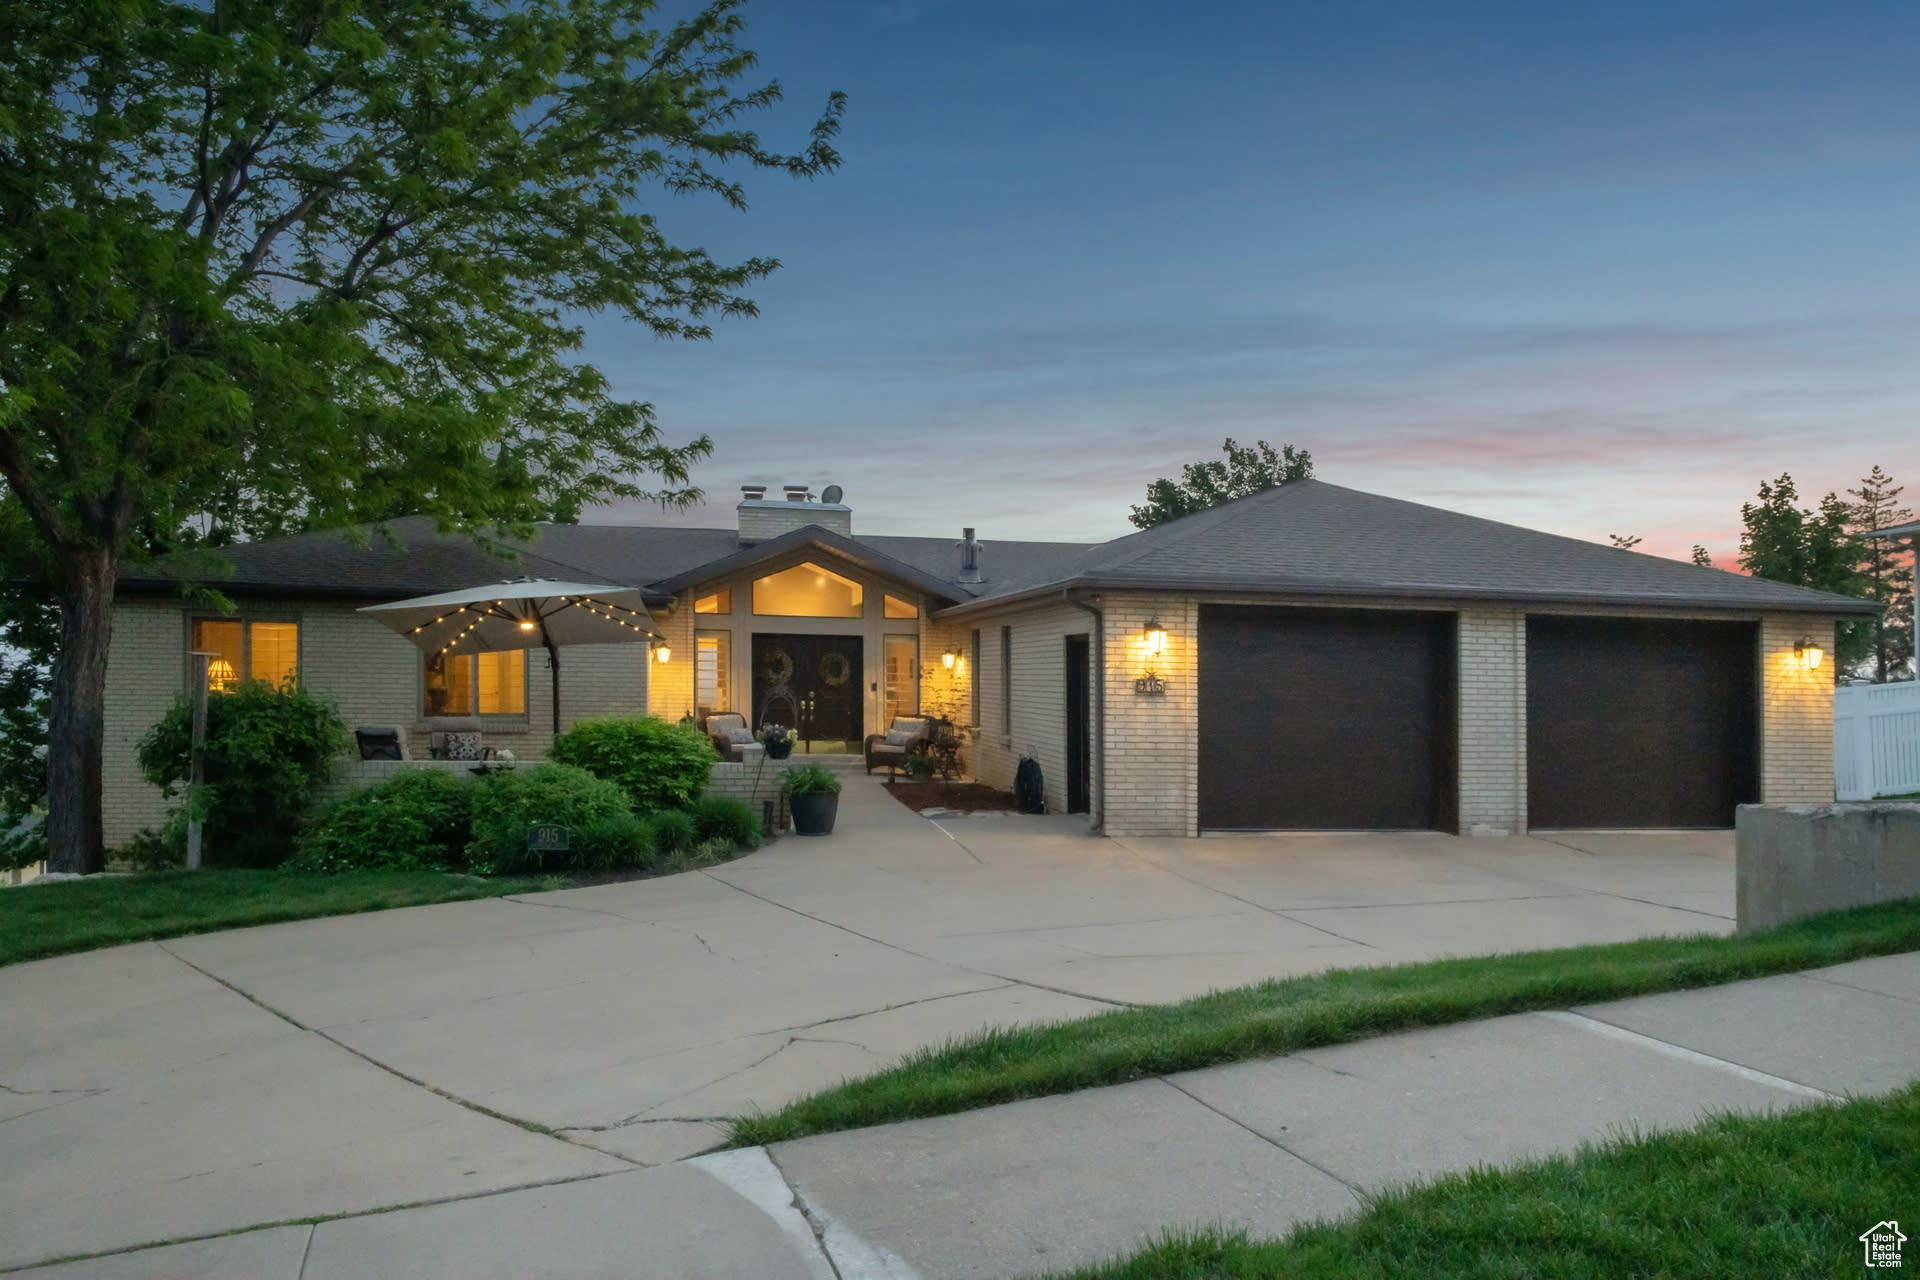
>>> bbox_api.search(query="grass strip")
[1046,1083,1920,1278]
[0,869,563,967]
[728,897,1920,1146]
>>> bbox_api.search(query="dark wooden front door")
[1065,635,1092,814]
[753,634,864,744]
[1198,605,1458,831]
[1526,616,1758,829]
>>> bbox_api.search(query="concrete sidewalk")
[22,950,1917,1279]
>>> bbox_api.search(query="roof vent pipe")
[959,527,983,584]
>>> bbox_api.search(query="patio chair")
[864,716,933,776]
[703,712,755,763]
[424,716,496,761]
[354,725,412,761]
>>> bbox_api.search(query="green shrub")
[115,824,183,871]
[695,795,762,850]
[466,763,635,875]
[782,764,841,796]
[288,769,474,874]
[573,810,657,871]
[137,681,350,868]
[649,807,698,856]
[549,715,717,812]
[694,835,735,865]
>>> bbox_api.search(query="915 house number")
[1133,674,1167,696]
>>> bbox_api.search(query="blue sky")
[584,0,1920,561]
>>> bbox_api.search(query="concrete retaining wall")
[1735,802,1920,932]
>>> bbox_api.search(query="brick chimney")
[737,482,851,544]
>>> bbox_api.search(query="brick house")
[106,478,1871,845]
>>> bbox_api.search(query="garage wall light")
[1794,636,1824,671]
[1141,618,1168,656]
[654,643,672,664]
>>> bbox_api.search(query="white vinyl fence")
[1835,680,1920,800]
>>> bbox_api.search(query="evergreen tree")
[1848,466,1915,681]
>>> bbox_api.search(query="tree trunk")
[44,549,118,874]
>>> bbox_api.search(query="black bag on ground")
[1014,756,1046,814]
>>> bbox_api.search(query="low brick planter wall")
[707,757,790,834]
[1735,802,1920,932]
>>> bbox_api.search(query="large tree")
[1129,438,1313,529]
[1848,465,1915,682]
[1,0,843,871]
[1737,473,1870,675]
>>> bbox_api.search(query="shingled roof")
[942,479,1876,617]
[118,480,1874,617]
[115,516,1094,603]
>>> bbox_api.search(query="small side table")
[929,735,964,781]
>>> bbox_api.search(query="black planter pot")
[765,739,794,761]
[789,790,839,836]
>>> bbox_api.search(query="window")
[752,561,863,618]
[884,635,918,724]
[191,618,299,692]
[425,650,526,716]
[970,629,981,726]
[1000,626,1013,732]
[697,631,731,716]
[694,588,731,615]
[883,593,917,620]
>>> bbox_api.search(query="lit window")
[695,588,731,614]
[191,618,299,692]
[249,622,299,687]
[751,561,863,618]
[884,594,917,620]
[697,632,731,716]
[425,650,525,716]
[884,635,918,724]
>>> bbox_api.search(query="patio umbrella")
[361,579,661,732]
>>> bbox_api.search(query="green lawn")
[1052,1082,1920,1280]
[1048,1084,1920,1279]
[728,898,1920,1147]
[0,869,563,967]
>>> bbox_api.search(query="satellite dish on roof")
[821,484,844,504]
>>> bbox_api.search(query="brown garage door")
[1526,616,1758,829]
[1198,606,1457,830]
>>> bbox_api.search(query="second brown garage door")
[1526,616,1758,829]
[1198,605,1457,830]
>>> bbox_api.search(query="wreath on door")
[818,650,853,688]
[759,648,795,686]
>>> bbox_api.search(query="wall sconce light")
[654,643,672,664]
[942,649,958,669]
[1142,618,1168,656]
[1794,637,1824,671]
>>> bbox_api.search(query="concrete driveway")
[0,775,1733,1271]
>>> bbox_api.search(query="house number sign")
[1133,673,1168,696]
[527,823,571,853]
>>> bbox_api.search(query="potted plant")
[758,723,797,761]
[905,744,937,781]
[784,764,842,836]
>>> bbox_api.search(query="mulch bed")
[880,780,1021,814]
